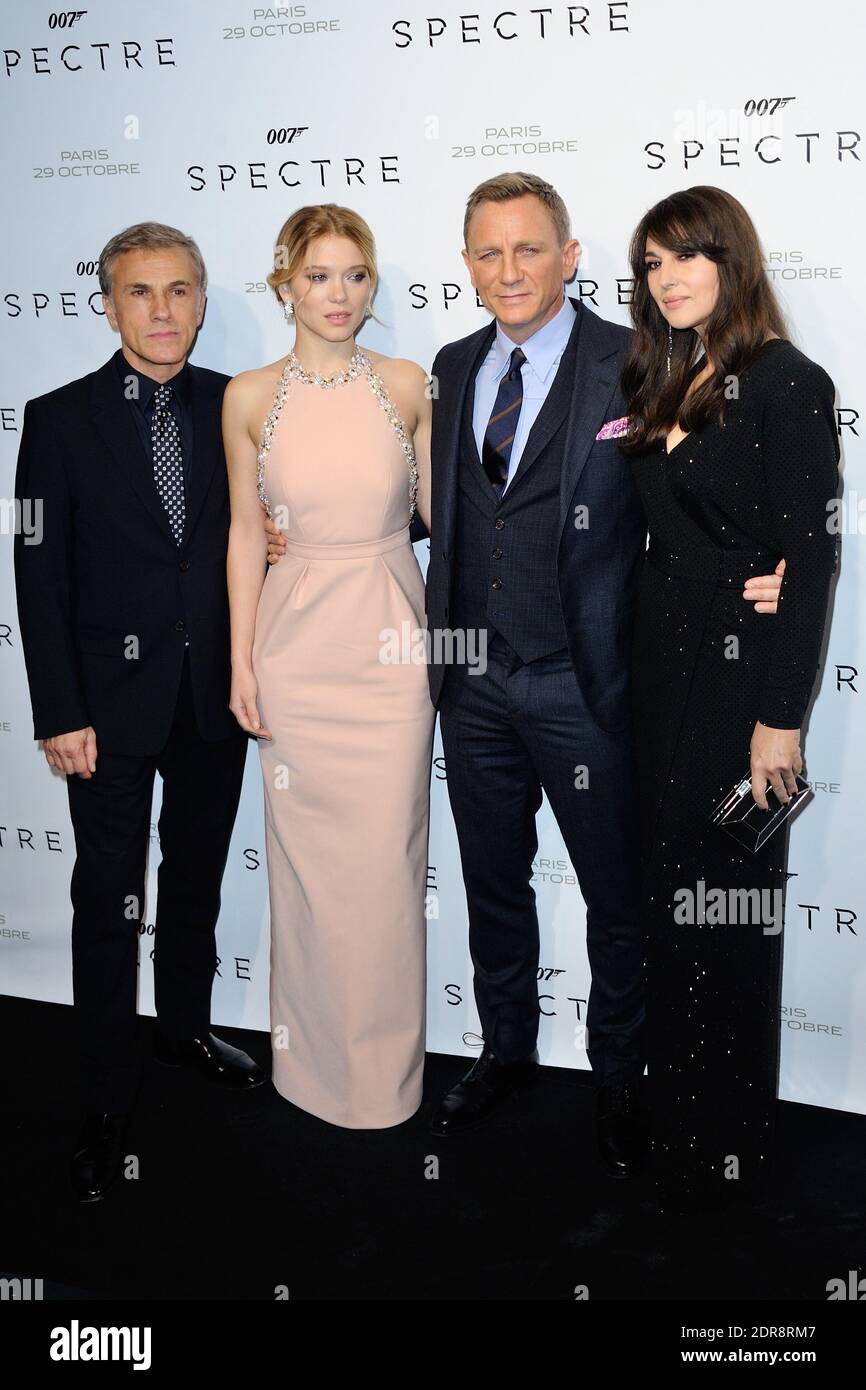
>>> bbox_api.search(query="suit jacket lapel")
[441,298,624,542]
[440,321,496,546]
[454,312,576,498]
[557,299,623,533]
[505,300,582,496]
[460,370,483,472]
[90,359,178,547]
[182,367,220,550]
[90,358,220,552]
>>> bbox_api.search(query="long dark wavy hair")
[618,186,788,456]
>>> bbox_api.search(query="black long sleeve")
[756,358,840,729]
[13,400,90,740]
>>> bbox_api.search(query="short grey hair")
[98,221,207,299]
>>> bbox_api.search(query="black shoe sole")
[72,1166,123,1204]
[187,1066,268,1091]
[76,1184,112,1205]
[154,1053,266,1087]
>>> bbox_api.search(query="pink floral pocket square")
[595,415,630,440]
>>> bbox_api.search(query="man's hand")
[263,508,287,566]
[750,720,802,810]
[43,727,98,778]
[743,558,785,614]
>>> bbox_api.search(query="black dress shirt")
[114,348,194,485]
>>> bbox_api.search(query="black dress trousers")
[65,650,247,1114]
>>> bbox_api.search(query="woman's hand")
[263,507,287,566]
[230,667,272,739]
[750,721,802,809]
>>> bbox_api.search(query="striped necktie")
[482,345,526,499]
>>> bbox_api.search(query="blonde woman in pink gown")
[223,205,434,1128]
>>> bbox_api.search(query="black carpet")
[2,994,864,1305]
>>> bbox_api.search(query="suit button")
[491,578,502,590]
[175,620,186,632]
[494,518,505,530]
[492,547,502,560]
[179,560,190,572]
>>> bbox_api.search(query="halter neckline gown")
[252,347,435,1129]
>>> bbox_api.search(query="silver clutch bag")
[710,773,811,853]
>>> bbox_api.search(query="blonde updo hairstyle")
[267,204,380,325]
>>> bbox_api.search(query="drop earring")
[666,321,673,376]
[283,301,294,322]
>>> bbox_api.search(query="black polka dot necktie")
[151,384,186,544]
[482,345,526,499]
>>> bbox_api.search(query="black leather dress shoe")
[71,1112,131,1204]
[596,1078,646,1179]
[429,1044,539,1136]
[154,1031,266,1089]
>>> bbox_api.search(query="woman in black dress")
[618,186,840,1213]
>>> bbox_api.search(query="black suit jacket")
[13,355,243,755]
[425,297,647,730]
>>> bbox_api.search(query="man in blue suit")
[424,173,646,1173]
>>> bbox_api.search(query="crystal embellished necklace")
[257,346,418,521]
[285,347,366,389]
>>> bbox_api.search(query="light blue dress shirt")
[472,292,576,494]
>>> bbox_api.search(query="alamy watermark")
[0,497,43,544]
[674,879,783,934]
[380,622,488,674]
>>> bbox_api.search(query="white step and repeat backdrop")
[1,0,863,1113]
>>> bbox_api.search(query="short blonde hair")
[463,172,571,248]
[267,204,379,316]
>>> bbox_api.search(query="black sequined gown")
[628,339,839,1209]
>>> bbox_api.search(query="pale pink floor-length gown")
[251,347,434,1128]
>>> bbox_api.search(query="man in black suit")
[423,174,647,1174]
[14,222,263,1204]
